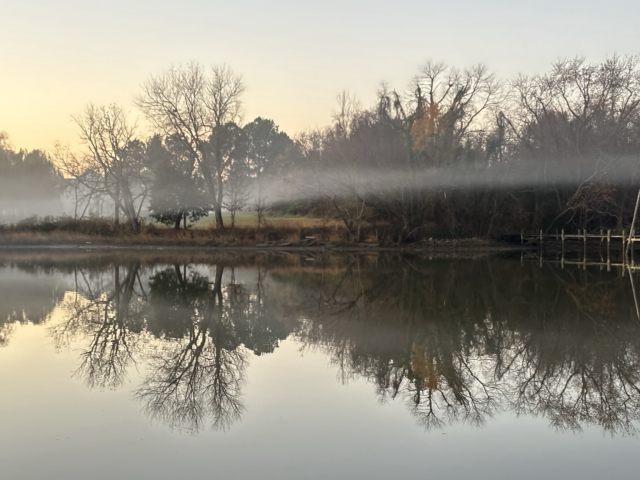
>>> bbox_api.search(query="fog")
[269,157,639,203]
[2,55,640,237]
[1,152,638,232]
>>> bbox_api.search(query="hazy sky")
[2,0,639,151]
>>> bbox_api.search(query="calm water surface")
[0,251,638,479]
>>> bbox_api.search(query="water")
[0,250,638,479]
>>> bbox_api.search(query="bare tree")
[73,104,149,232]
[52,143,98,220]
[136,63,245,228]
[510,55,640,230]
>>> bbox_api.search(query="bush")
[6,216,131,236]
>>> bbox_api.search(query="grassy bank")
[0,216,518,252]
[0,216,369,247]
[192,211,336,229]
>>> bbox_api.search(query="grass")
[0,215,510,250]
[0,216,354,247]
[190,211,336,229]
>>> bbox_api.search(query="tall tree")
[73,104,150,232]
[243,117,292,227]
[136,63,245,228]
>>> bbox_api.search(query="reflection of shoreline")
[0,242,531,258]
[2,255,640,435]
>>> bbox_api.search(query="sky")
[1,0,639,151]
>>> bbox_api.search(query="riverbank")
[0,218,532,252]
[0,234,531,255]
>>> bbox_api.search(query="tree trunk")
[173,212,183,230]
[214,140,225,229]
[129,216,140,233]
[215,169,224,228]
[114,183,120,225]
[214,205,224,229]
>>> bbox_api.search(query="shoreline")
[0,239,533,254]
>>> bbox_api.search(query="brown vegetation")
[0,217,510,251]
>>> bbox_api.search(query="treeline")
[289,56,640,240]
[54,102,293,232]
[4,55,640,241]
[0,133,62,220]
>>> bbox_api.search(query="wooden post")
[629,269,640,320]
[628,189,640,258]
[561,229,565,251]
[623,229,627,264]
[520,229,524,244]
[539,229,543,244]
[607,229,611,271]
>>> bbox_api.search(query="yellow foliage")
[411,102,440,151]
[411,344,439,389]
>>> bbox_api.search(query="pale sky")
[2,0,639,151]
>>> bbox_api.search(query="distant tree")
[73,104,150,232]
[0,133,62,221]
[244,117,292,177]
[223,160,250,228]
[377,62,504,238]
[509,55,640,231]
[243,117,292,227]
[146,135,210,229]
[53,143,99,220]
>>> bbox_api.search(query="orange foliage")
[411,102,440,151]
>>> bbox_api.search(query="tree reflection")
[51,262,145,390]
[51,260,289,432]
[288,256,640,434]
[5,252,640,435]
[0,266,66,347]
[136,266,247,433]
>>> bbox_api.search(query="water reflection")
[1,252,640,435]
